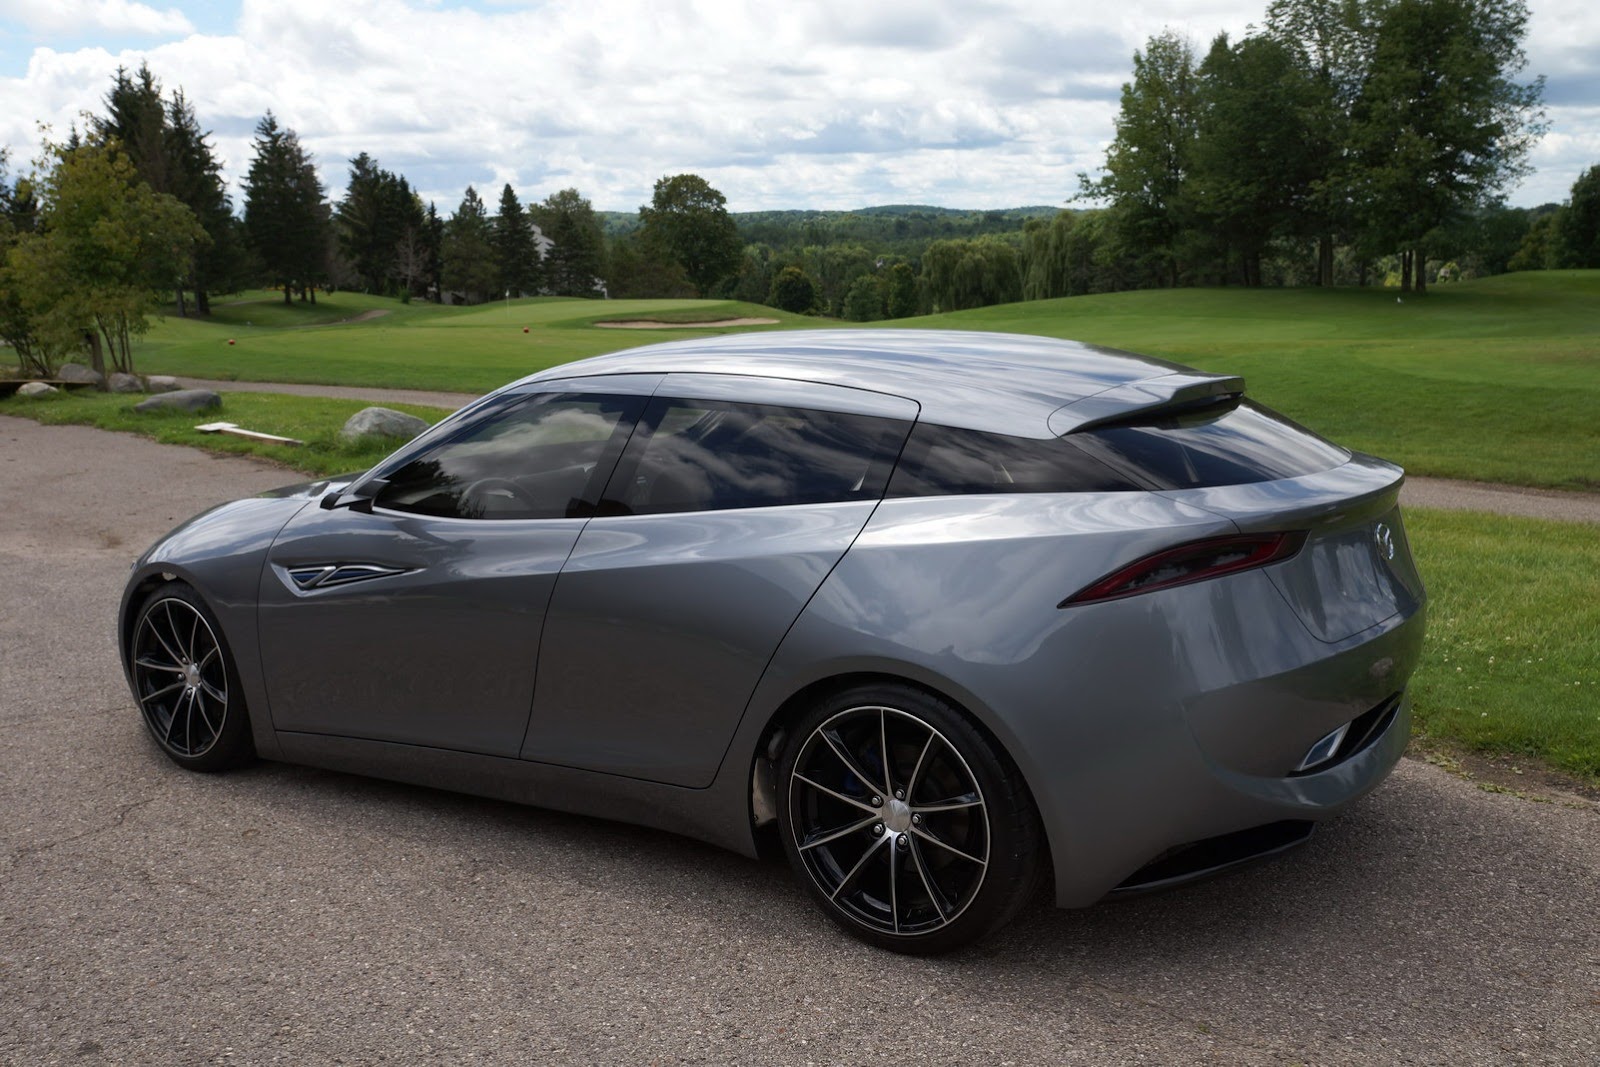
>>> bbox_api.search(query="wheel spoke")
[146,616,184,666]
[906,729,936,800]
[828,832,889,902]
[198,678,227,705]
[182,686,196,752]
[162,603,189,663]
[798,813,880,852]
[888,837,901,934]
[136,656,184,674]
[912,793,984,815]
[879,708,893,794]
[187,609,201,664]
[194,690,219,740]
[909,835,953,919]
[139,680,185,704]
[792,773,879,816]
[819,729,884,799]
[196,646,219,671]
[163,688,189,744]
[911,823,986,867]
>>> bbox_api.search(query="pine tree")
[492,184,540,297]
[535,188,605,297]
[242,112,328,304]
[441,186,497,303]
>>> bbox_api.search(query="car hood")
[257,471,364,501]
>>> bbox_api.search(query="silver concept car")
[120,330,1426,953]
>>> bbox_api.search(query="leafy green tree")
[605,232,695,298]
[94,64,240,314]
[638,173,742,295]
[920,237,1022,311]
[1264,0,1369,285]
[884,262,918,318]
[1507,206,1562,271]
[242,112,328,304]
[1349,0,1545,292]
[1557,165,1600,268]
[1081,30,1199,287]
[441,186,497,303]
[535,188,605,297]
[6,139,204,378]
[841,273,885,321]
[0,152,61,377]
[767,265,818,313]
[1191,33,1320,285]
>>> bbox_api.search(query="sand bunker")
[594,317,779,329]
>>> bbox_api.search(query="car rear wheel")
[778,683,1042,954]
[130,584,254,771]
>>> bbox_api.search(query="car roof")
[514,329,1203,437]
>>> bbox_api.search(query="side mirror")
[320,478,389,513]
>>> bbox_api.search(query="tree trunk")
[175,286,187,318]
[1414,248,1427,294]
[84,330,106,388]
[283,285,292,305]
[1358,261,1368,287]
[196,289,211,315]
[1401,251,1412,292]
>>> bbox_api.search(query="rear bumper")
[991,573,1426,908]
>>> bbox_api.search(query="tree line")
[5,0,1600,385]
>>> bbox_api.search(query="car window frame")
[594,393,915,517]
[364,389,649,522]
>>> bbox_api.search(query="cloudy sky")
[0,0,1595,214]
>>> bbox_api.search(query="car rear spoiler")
[1047,372,1247,435]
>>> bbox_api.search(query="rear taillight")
[1059,531,1307,608]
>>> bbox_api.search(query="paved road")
[2,414,1597,1065]
[174,376,1600,525]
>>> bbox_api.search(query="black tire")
[128,582,255,772]
[777,682,1042,954]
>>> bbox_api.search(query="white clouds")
[0,0,193,36]
[0,0,1595,211]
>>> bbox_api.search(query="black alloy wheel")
[130,584,253,771]
[778,683,1042,954]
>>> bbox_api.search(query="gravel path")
[2,412,1597,1065]
[177,376,1600,524]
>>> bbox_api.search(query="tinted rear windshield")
[1075,401,1349,490]
[888,424,1140,496]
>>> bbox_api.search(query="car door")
[256,377,657,756]
[523,374,918,787]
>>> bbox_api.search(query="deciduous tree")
[638,173,741,296]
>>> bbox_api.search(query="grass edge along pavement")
[2,388,1596,791]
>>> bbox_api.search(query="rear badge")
[1374,522,1395,561]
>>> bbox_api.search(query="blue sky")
[1,0,1594,214]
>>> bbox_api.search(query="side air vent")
[286,563,411,591]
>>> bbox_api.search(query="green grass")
[0,388,449,476]
[131,290,815,395]
[903,272,1600,490]
[1407,507,1600,784]
[119,273,1600,490]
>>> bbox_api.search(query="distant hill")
[597,204,1063,240]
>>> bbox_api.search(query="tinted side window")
[1076,401,1349,490]
[609,398,911,515]
[376,393,638,519]
[887,424,1140,496]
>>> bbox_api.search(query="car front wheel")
[777,683,1042,954]
[129,583,254,771]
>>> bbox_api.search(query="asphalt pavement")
[2,414,1597,1065]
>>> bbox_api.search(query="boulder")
[17,382,58,397]
[133,389,221,414]
[340,406,429,444]
[108,372,145,394]
[145,375,183,393]
[56,363,104,386]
